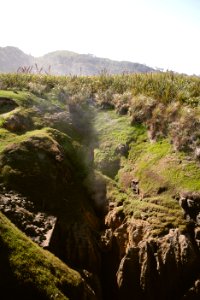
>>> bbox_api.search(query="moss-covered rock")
[0,128,86,208]
[0,212,95,300]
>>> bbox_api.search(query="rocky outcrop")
[117,229,200,300]
[101,205,200,300]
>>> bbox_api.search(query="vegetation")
[94,110,139,177]
[1,71,200,104]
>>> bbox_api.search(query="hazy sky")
[1,0,200,74]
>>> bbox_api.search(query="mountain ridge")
[0,46,155,75]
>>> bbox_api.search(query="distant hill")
[0,46,155,75]
[0,47,33,73]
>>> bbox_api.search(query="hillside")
[0,46,155,75]
[0,72,200,299]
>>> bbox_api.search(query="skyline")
[0,0,200,75]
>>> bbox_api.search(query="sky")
[0,0,200,75]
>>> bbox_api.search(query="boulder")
[0,129,76,208]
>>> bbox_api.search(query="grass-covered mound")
[0,127,87,207]
[0,212,93,300]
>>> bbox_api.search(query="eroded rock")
[101,204,200,300]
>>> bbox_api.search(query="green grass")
[130,140,172,194]
[0,128,50,154]
[0,128,17,153]
[129,139,200,194]
[0,89,65,112]
[0,128,80,177]
[162,155,200,191]
[117,138,200,235]
[1,72,200,106]
[0,90,31,102]
[94,110,143,145]
[0,90,44,109]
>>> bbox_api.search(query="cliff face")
[101,208,200,300]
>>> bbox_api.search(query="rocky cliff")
[101,207,200,300]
